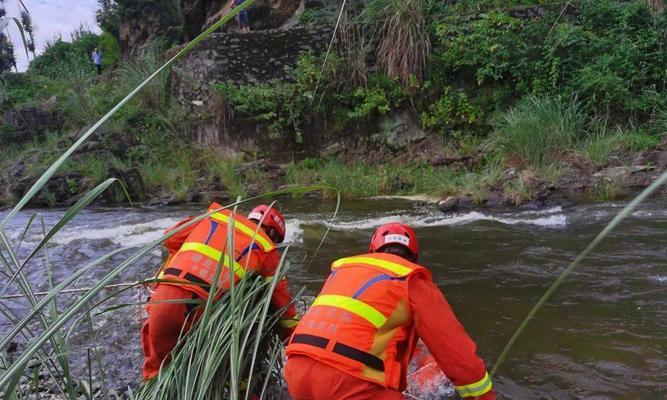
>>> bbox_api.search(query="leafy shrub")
[343,74,406,120]
[493,95,585,168]
[435,11,544,89]
[98,31,122,67]
[420,86,480,132]
[0,72,40,110]
[28,29,99,78]
[432,0,667,124]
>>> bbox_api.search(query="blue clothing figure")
[91,48,102,75]
[233,0,250,32]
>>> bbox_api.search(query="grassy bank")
[0,0,665,208]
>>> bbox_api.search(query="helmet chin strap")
[251,219,282,244]
[379,244,417,262]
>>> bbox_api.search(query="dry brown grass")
[365,0,431,87]
[647,0,664,13]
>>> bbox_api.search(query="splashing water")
[326,207,567,231]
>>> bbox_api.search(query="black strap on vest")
[163,267,209,288]
[291,333,329,348]
[290,334,385,372]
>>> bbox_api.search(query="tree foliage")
[429,0,667,129]
[0,0,16,73]
[96,0,181,42]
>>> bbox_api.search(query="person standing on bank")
[284,222,496,399]
[233,0,251,33]
[91,48,102,75]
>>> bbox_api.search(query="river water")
[1,198,666,399]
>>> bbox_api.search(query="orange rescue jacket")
[160,203,278,299]
[286,252,431,391]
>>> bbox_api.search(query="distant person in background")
[91,48,102,75]
[233,0,251,33]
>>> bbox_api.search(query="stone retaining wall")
[171,25,333,111]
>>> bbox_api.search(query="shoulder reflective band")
[332,256,413,276]
[312,294,387,328]
[455,372,493,398]
[209,212,275,252]
[179,242,246,280]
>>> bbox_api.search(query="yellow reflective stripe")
[209,212,275,252]
[332,256,413,276]
[279,318,299,329]
[263,275,274,282]
[455,372,492,398]
[179,242,245,279]
[312,295,387,328]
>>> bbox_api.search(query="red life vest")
[286,252,431,391]
[160,203,276,299]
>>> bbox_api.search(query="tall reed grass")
[493,95,585,168]
[364,0,431,86]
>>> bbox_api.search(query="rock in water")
[438,196,459,213]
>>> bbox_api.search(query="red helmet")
[369,222,418,258]
[248,205,286,243]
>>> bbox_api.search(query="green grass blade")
[243,246,290,400]
[4,17,30,61]
[16,213,37,251]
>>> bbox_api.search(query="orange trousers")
[284,355,404,400]
[140,284,202,380]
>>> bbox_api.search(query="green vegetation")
[216,0,666,203]
[135,271,292,399]
[1,1,667,398]
[284,158,503,202]
[1,0,666,208]
[493,95,584,168]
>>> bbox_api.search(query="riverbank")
[3,139,666,212]
[1,0,665,211]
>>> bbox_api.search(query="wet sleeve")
[260,250,299,333]
[163,216,196,255]
[409,275,495,400]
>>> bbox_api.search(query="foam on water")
[326,209,567,230]
[49,216,307,248]
[52,217,183,247]
[283,219,304,244]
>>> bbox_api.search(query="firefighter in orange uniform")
[141,203,298,380]
[284,222,495,400]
